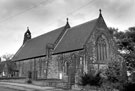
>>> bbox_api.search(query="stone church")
[12,10,124,85]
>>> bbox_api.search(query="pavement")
[0,82,65,91]
[0,86,18,91]
[0,82,81,91]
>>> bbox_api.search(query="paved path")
[0,86,19,91]
[0,82,64,91]
[0,82,83,91]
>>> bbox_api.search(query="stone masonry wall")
[47,55,59,79]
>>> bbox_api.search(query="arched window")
[64,61,69,75]
[96,35,108,62]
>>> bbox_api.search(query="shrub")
[80,72,102,87]
[27,79,32,84]
[105,60,121,83]
[79,73,93,86]
[121,82,135,91]
[104,60,127,90]
[91,72,103,87]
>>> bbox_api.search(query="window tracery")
[96,35,108,62]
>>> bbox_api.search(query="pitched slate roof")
[12,26,65,61]
[13,14,102,61]
[54,18,98,54]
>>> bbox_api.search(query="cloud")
[92,0,134,18]
[0,0,54,21]
[0,0,134,56]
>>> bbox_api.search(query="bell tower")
[23,27,31,44]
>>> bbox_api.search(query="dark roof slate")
[13,16,100,61]
[54,18,98,54]
[12,26,65,61]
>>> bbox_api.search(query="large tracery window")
[96,35,108,62]
[88,35,108,74]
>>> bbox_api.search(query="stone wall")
[16,57,48,79]
[15,19,125,84]
[84,23,124,75]
[47,55,59,79]
[50,50,86,85]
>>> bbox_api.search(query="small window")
[80,57,83,65]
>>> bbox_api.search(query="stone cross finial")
[99,9,102,14]
[27,27,29,30]
[66,18,68,23]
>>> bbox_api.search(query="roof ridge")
[13,17,99,61]
[12,25,66,61]
[68,18,98,30]
[54,28,69,50]
[54,18,98,54]
[25,19,97,43]
[27,26,65,42]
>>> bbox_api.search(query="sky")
[0,0,135,57]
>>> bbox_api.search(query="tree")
[120,27,135,72]
[79,72,103,91]
[2,54,14,61]
[101,58,129,91]
[108,27,135,74]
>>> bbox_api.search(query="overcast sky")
[0,0,135,57]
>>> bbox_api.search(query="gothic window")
[39,58,42,77]
[22,61,25,76]
[64,61,69,75]
[80,57,83,65]
[96,35,108,62]
[58,54,67,72]
[88,35,108,74]
[79,56,83,74]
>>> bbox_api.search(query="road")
[0,86,66,91]
[0,82,66,91]
[0,86,19,91]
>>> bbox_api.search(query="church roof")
[54,19,98,54]
[13,14,101,61]
[12,26,65,61]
